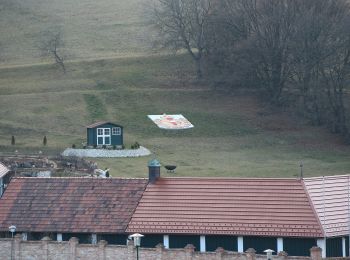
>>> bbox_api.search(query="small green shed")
[86,121,123,147]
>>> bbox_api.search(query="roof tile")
[0,177,148,233]
[127,178,323,237]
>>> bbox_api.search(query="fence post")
[69,237,79,260]
[98,240,107,260]
[41,236,52,260]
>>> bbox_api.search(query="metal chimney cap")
[148,159,161,167]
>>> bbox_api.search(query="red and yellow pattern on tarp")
[148,114,194,129]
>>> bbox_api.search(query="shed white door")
[97,128,111,145]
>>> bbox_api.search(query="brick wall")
[0,234,322,260]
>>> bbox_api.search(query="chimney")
[148,159,161,183]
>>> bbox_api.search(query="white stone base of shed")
[61,146,151,158]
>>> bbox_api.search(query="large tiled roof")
[303,175,350,237]
[0,162,9,178]
[0,177,148,233]
[127,178,324,237]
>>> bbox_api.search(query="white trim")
[96,128,111,145]
[317,238,326,258]
[277,238,283,253]
[112,127,121,135]
[343,237,346,257]
[200,236,206,252]
[57,233,63,242]
[163,235,169,249]
[238,236,244,253]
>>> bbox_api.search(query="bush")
[113,145,117,150]
[72,144,76,149]
[43,136,47,146]
[102,145,106,149]
[131,141,140,149]
[11,135,15,146]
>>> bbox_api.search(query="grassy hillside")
[0,0,349,179]
[0,54,349,178]
[0,0,154,65]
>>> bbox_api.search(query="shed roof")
[303,175,350,237]
[0,177,148,233]
[0,162,10,178]
[86,121,122,128]
[127,177,324,237]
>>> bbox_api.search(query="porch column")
[317,238,326,258]
[200,235,206,252]
[57,233,63,242]
[163,235,169,249]
[92,234,97,244]
[238,236,244,253]
[342,237,346,257]
[277,238,283,253]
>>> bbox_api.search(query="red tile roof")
[127,178,324,237]
[0,177,148,233]
[0,162,9,178]
[303,175,350,237]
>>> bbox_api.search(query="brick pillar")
[127,239,135,260]
[310,246,322,260]
[14,234,22,260]
[98,240,107,260]
[185,244,195,260]
[278,251,288,260]
[245,248,256,260]
[156,243,165,260]
[215,247,225,260]
[69,237,79,260]
[41,236,52,260]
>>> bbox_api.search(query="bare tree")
[41,30,66,73]
[151,0,214,78]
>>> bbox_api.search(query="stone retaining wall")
[0,235,323,260]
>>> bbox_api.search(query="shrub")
[131,141,140,149]
[72,144,76,149]
[11,135,15,146]
[102,145,106,149]
[113,145,117,150]
[43,136,47,146]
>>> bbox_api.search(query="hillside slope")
[0,55,349,178]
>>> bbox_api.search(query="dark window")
[169,235,200,251]
[283,238,317,256]
[141,234,163,248]
[206,235,237,252]
[326,237,343,257]
[98,234,127,245]
[244,236,277,254]
[62,233,91,244]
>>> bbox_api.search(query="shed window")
[112,127,121,135]
[97,129,103,135]
[104,129,110,135]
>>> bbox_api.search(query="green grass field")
[0,0,349,179]
[0,54,349,178]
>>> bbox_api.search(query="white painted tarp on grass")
[148,114,194,129]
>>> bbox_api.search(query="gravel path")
[61,146,151,158]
